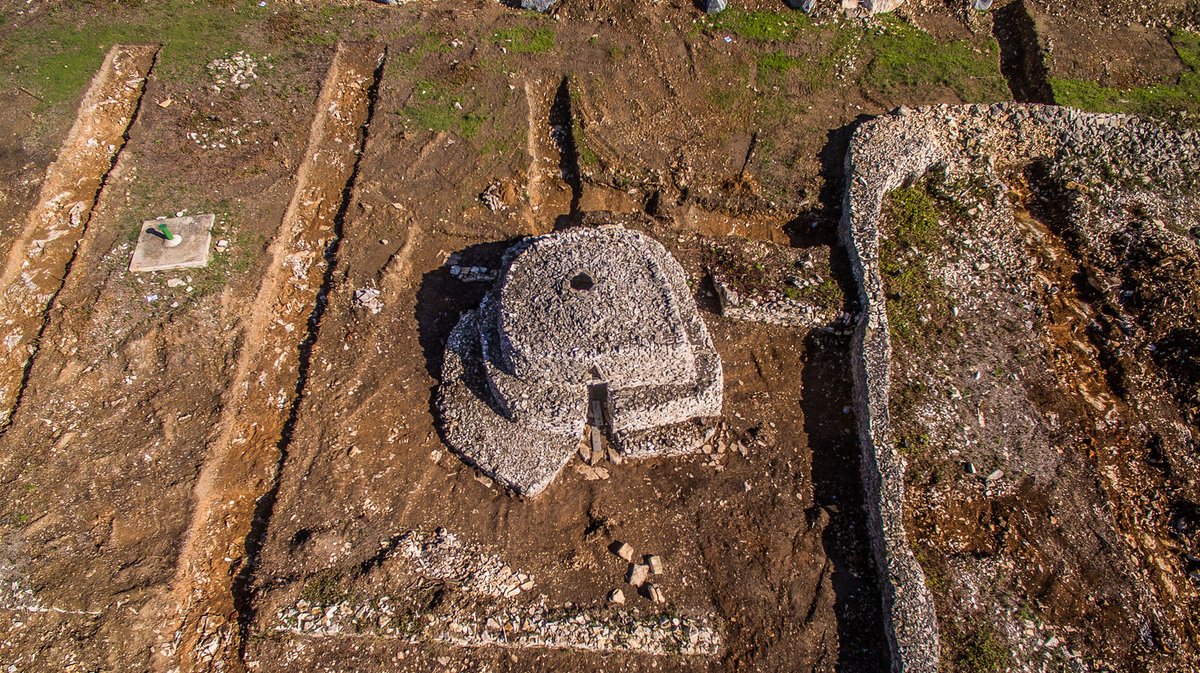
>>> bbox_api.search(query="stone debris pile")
[706,238,851,330]
[206,51,262,93]
[397,529,534,598]
[439,605,720,655]
[439,224,723,496]
[610,541,670,604]
[274,527,721,656]
[277,598,721,655]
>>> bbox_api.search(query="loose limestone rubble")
[273,529,721,656]
[438,224,723,496]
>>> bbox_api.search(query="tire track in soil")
[151,42,385,673]
[0,44,157,427]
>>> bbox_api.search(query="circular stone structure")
[438,225,723,496]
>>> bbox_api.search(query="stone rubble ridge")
[841,102,1199,673]
[438,224,723,497]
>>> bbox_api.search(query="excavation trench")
[991,0,1054,103]
[153,42,386,673]
[0,44,158,427]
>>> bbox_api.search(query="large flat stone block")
[129,214,213,272]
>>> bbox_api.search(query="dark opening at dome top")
[570,272,594,291]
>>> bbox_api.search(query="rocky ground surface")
[0,0,1197,672]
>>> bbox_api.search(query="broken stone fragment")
[609,588,625,605]
[606,446,623,465]
[705,0,727,13]
[613,542,634,562]
[645,584,666,604]
[352,287,383,315]
[647,555,663,575]
[628,563,650,587]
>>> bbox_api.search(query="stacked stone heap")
[438,225,723,496]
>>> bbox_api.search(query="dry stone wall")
[840,102,1200,672]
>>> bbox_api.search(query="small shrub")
[950,619,1013,673]
[299,570,346,606]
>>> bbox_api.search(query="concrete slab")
[129,214,213,272]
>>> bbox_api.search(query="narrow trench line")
[550,76,583,217]
[991,0,1055,103]
[0,44,158,430]
[152,43,386,673]
[233,48,387,657]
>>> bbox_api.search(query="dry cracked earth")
[0,0,1198,672]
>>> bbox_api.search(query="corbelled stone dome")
[438,224,723,496]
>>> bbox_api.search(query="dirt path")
[152,42,385,673]
[0,44,157,426]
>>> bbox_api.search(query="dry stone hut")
[438,225,723,496]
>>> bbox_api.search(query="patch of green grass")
[886,186,941,251]
[393,32,453,70]
[704,9,812,42]
[569,86,600,171]
[2,0,290,113]
[490,25,556,54]
[757,50,802,77]
[399,79,484,138]
[1051,30,1200,118]
[863,16,1009,102]
[913,546,948,592]
[706,84,742,111]
[811,277,842,308]
[949,619,1013,673]
[880,185,949,346]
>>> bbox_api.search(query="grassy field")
[1051,30,1200,117]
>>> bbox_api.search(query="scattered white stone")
[646,584,665,604]
[614,542,634,562]
[627,564,649,587]
[353,287,383,315]
[647,555,663,575]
